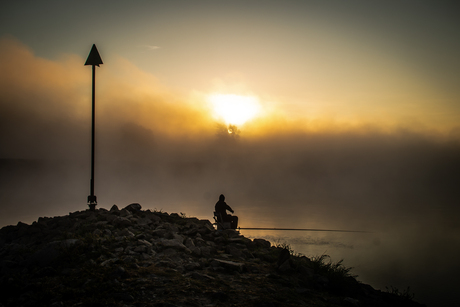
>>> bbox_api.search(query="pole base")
[87,195,97,211]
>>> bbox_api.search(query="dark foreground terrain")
[0,204,426,307]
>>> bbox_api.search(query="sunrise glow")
[208,94,261,126]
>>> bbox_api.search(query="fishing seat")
[213,211,231,230]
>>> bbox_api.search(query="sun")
[208,93,261,126]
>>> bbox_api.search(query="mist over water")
[1,131,460,306]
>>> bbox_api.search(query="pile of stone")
[0,204,425,307]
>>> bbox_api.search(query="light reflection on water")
[241,229,369,264]
[240,227,458,307]
[241,229,392,294]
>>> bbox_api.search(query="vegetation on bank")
[275,242,417,303]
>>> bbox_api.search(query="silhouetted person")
[215,194,238,229]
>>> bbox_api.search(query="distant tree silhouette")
[227,124,240,136]
[216,123,240,141]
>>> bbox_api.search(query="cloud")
[0,37,215,159]
[143,45,160,51]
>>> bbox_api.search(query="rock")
[161,223,179,233]
[206,291,229,302]
[95,221,108,227]
[141,252,151,260]
[100,258,117,267]
[184,237,195,249]
[113,217,132,227]
[226,245,244,258]
[86,214,97,222]
[110,204,119,211]
[148,214,162,224]
[114,247,124,254]
[124,203,142,213]
[112,293,134,302]
[172,233,184,244]
[122,256,137,265]
[188,272,215,281]
[134,245,147,253]
[252,238,271,249]
[104,214,117,222]
[189,246,201,256]
[219,229,239,238]
[152,228,167,237]
[277,259,292,273]
[212,259,245,272]
[298,265,314,278]
[160,239,190,252]
[194,237,206,247]
[182,226,198,236]
[110,266,128,279]
[315,274,329,286]
[119,209,131,217]
[343,297,360,307]
[277,248,291,271]
[137,239,153,247]
[137,217,153,226]
[29,239,79,267]
[185,262,201,271]
[118,229,135,237]
[200,246,212,256]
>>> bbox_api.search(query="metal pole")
[88,64,97,210]
[90,64,96,197]
[84,44,102,211]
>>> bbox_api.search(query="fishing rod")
[238,227,372,233]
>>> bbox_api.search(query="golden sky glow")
[1,1,459,135]
[208,94,261,126]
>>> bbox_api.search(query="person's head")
[219,194,225,201]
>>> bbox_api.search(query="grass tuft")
[309,254,356,279]
[385,286,415,300]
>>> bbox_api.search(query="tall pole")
[90,64,96,201]
[85,44,103,210]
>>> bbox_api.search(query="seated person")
[215,194,238,229]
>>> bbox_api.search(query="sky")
[1,1,460,306]
[2,0,460,131]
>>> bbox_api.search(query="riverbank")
[0,204,426,306]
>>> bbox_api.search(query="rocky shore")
[0,204,426,307]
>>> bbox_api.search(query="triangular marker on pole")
[85,44,103,66]
[85,43,103,211]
